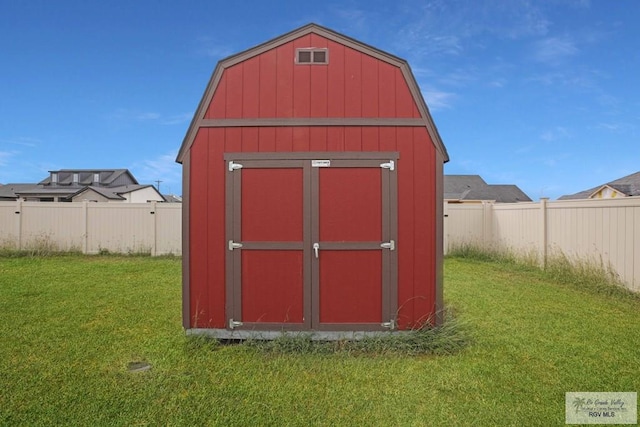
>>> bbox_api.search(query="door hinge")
[381,319,396,330]
[380,240,395,251]
[228,161,243,172]
[380,160,395,171]
[228,240,243,251]
[229,319,243,329]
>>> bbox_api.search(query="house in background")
[444,174,531,203]
[0,169,164,202]
[559,171,640,200]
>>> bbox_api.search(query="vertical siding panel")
[344,127,362,151]
[206,73,227,119]
[276,127,293,151]
[190,130,209,327]
[379,127,397,152]
[293,35,312,117]
[361,127,379,152]
[397,127,415,327]
[225,128,243,153]
[225,64,244,118]
[208,128,226,328]
[242,128,259,152]
[395,68,415,118]
[412,128,436,323]
[276,42,294,117]
[292,127,310,152]
[259,49,277,117]
[378,62,396,117]
[242,56,260,117]
[344,47,362,117]
[258,127,277,151]
[309,127,328,151]
[361,55,379,117]
[326,127,345,151]
[310,34,328,118]
[327,41,345,117]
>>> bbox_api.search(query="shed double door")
[225,153,398,332]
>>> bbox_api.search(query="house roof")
[0,183,40,199]
[39,169,138,186]
[70,184,164,201]
[559,171,640,200]
[444,175,532,203]
[175,23,448,164]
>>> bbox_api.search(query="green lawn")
[1,255,638,426]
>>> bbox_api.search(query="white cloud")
[107,109,191,126]
[0,151,13,167]
[540,126,571,141]
[421,87,456,111]
[0,137,40,147]
[532,36,579,64]
[131,151,182,195]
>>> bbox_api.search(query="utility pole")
[155,180,162,193]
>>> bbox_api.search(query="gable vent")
[296,48,328,64]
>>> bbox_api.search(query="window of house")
[296,48,329,64]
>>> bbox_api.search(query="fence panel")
[445,197,640,292]
[0,201,182,255]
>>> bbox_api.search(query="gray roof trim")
[175,23,448,164]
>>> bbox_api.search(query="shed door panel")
[228,161,309,330]
[313,164,389,330]
[241,168,303,241]
[241,250,303,323]
[319,168,381,241]
[319,251,382,323]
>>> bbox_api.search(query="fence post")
[151,201,157,256]
[15,199,22,250]
[482,201,494,250]
[81,201,88,254]
[540,198,549,267]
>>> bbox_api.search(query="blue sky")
[1,0,638,199]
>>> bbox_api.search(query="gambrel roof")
[176,23,448,164]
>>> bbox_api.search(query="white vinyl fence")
[2,198,639,291]
[0,201,181,255]
[444,197,640,292]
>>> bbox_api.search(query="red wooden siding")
[204,37,420,120]
[188,126,437,329]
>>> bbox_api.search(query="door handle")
[313,243,320,259]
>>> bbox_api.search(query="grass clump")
[243,309,470,356]
[447,243,638,300]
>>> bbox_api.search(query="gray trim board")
[434,151,444,326]
[181,155,191,329]
[200,118,425,127]
[186,328,412,341]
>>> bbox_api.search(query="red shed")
[176,23,449,339]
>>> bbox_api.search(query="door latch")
[313,242,320,258]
